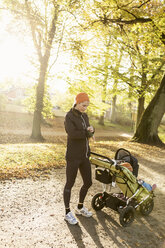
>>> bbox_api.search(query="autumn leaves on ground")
[0,111,165,248]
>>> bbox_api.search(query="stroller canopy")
[115,148,139,177]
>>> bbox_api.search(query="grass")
[0,143,66,180]
[90,119,133,133]
[91,119,165,142]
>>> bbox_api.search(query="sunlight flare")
[0,36,29,81]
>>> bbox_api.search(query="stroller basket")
[95,168,113,184]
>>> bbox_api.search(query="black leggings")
[63,158,92,209]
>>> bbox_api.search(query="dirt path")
[0,157,165,248]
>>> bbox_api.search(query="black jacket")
[64,108,93,160]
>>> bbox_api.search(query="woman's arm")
[65,115,87,139]
[84,113,95,138]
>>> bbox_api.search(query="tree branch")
[105,17,152,25]
[48,20,66,74]
[151,21,165,45]
[149,60,165,82]
[119,8,138,19]
[132,0,151,9]
[25,0,43,61]
[43,3,59,65]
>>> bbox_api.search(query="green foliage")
[70,0,165,127]
[24,84,53,119]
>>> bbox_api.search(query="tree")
[24,84,53,120]
[2,0,61,139]
[3,0,82,140]
[85,0,165,145]
[110,49,124,123]
[112,25,165,127]
[24,1,59,140]
[133,74,165,146]
[97,37,111,125]
[26,0,83,140]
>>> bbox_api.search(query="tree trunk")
[29,6,58,140]
[98,115,104,125]
[111,52,122,124]
[136,96,145,127]
[99,83,107,125]
[31,59,47,140]
[111,95,117,123]
[136,71,147,127]
[133,74,165,146]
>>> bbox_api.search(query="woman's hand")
[86,126,95,140]
[87,126,94,133]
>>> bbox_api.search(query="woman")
[63,92,94,225]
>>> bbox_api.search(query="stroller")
[90,149,155,227]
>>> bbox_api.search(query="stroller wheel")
[91,193,105,211]
[140,199,154,216]
[119,206,135,227]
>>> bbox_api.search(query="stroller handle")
[90,151,114,164]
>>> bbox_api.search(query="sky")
[0,36,29,81]
[0,12,68,93]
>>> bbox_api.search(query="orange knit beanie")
[75,92,89,104]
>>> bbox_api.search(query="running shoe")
[65,211,78,225]
[75,206,92,217]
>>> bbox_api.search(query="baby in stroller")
[90,148,156,227]
[140,181,157,192]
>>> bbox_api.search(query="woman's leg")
[63,160,80,210]
[78,158,92,204]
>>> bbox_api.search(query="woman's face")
[75,101,89,113]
